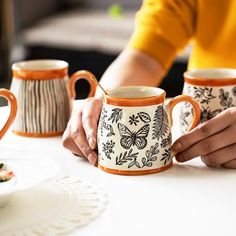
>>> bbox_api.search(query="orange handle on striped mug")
[0,89,17,139]
[69,70,97,99]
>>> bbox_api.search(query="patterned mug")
[96,86,201,175]
[10,60,96,137]
[0,89,17,139]
[180,68,236,132]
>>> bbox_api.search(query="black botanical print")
[99,107,108,136]
[193,87,216,104]
[108,108,123,123]
[118,123,150,150]
[180,102,193,129]
[152,106,169,140]
[102,140,115,159]
[142,143,159,167]
[106,125,115,137]
[180,111,191,128]
[160,133,172,148]
[180,114,189,131]
[219,89,233,108]
[115,148,140,168]
[128,112,151,126]
[201,107,222,122]
[137,112,151,123]
[99,107,115,137]
[129,114,139,126]
[233,87,236,96]
[160,148,171,165]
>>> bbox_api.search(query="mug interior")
[12,60,68,71]
[185,68,236,79]
[107,86,165,98]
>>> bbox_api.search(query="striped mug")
[10,60,97,137]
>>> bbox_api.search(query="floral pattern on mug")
[96,86,200,175]
[141,143,159,168]
[102,140,115,160]
[97,104,172,171]
[115,148,140,168]
[219,89,234,108]
[129,112,151,126]
[152,106,169,141]
[160,148,172,166]
[193,87,216,104]
[180,84,236,132]
[99,107,115,137]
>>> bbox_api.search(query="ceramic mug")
[10,60,97,137]
[96,86,201,175]
[0,89,17,139]
[180,68,236,132]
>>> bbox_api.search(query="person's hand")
[62,97,103,165]
[172,107,236,168]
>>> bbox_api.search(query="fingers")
[82,98,103,149]
[70,105,98,165]
[172,108,234,154]
[62,121,84,157]
[175,125,236,162]
[200,144,236,167]
[71,118,98,165]
[63,109,97,165]
[62,97,103,166]
[222,159,236,169]
[172,107,236,168]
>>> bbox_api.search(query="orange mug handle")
[168,95,201,132]
[69,70,97,99]
[0,89,17,139]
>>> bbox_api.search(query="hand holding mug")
[174,68,236,168]
[173,107,236,168]
[63,83,201,175]
[63,97,102,166]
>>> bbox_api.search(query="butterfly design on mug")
[117,123,150,150]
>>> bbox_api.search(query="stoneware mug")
[180,68,236,132]
[96,86,201,175]
[0,89,17,139]
[10,60,97,137]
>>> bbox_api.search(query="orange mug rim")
[12,59,68,71]
[184,68,236,86]
[12,59,68,80]
[104,86,166,107]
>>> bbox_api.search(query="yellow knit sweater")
[128,0,236,71]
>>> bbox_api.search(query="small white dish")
[0,165,16,208]
[1,148,60,192]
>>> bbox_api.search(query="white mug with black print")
[97,86,201,175]
[180,68,236,132]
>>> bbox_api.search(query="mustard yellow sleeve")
[128,0,196,71]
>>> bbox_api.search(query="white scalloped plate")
[0,175,107,236]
